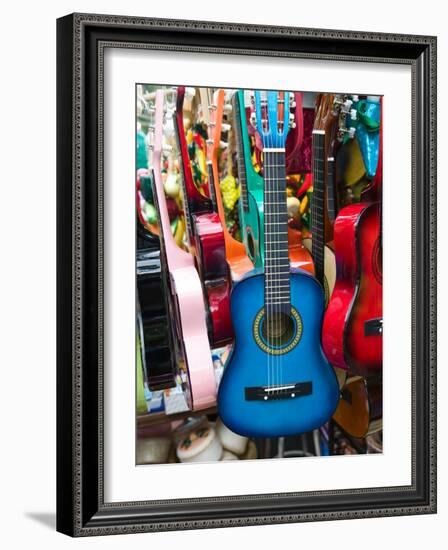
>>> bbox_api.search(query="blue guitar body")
[218,268,340,438]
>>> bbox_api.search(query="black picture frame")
[57,13,437,536]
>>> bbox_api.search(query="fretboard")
[232,93,249,211]
[264,150,290,314]
[326,155,336,224]
[311,130,326,287]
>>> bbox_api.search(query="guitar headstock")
[314,93,357,151]
[313,93,336,134]
[200,88,227,161]
[176,85,185,114]
[150,89,176,161]
[252,90,291,149]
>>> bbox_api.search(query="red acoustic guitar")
[322,120,382,375]
[173,86,233,348]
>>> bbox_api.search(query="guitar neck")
[311,130,326,287]
[173,111,194,241]
[176,87,213,222]
[326,155,337,224]
[264,149,290,314]
[206,160,218,212]
[233,92,249,211]
[153,91,191,271]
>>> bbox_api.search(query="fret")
[266,286,291,291]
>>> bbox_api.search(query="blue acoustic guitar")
[218,90,340,438]
[233,90,264,268]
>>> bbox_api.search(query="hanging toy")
[164,171,180,198]
[287,196,301,230]
[142,201,158,225]
[220,174,240,212]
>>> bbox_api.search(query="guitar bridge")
[245,382,312,401]
[364,318,383,336]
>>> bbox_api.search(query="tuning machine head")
[249,111,257,127]
[289,112,296,129]
[338,126,356,141]
[223,92,233,114]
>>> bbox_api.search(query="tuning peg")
[290,121,296,129]
[351,95,359,102]
[206,138,214,146]
[341,99,353,113]
[243,90,252,107]
[223,102,233,114]
[350,108,357,120]
[221,123,231,132]
[185,87,196,99]
[163,143,173,153]
[220,141,229,149]
[347,127,356,139]
[250,112,257,127]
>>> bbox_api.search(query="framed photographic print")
[56,13,437,536]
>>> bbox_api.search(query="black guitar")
[136,172,177,391]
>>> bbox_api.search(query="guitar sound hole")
[372,237,382,285]
[247,230,255,261]
[261,313,295,348]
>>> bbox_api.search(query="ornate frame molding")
[57,12,436,536]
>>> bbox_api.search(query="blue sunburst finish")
[218,268,340,438]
